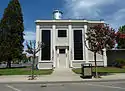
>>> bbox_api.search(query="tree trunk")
[31,52,36,80]
[6,60,11,68]
[94,51,98,78]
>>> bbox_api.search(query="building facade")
[35,19,107,69]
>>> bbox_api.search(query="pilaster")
[84,24,89,63]
[103,48,107,67]
[68,24,73,67]
[36,24,40,56]
[52,25,56,67]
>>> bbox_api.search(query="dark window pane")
[59,49,65,54]
[74,30,83,60]
[41,30,51,60]
[58,30,67,37]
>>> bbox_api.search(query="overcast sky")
[0,0,125,43]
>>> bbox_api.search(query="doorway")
[56,48,68,68]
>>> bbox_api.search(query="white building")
[35,10,107,69]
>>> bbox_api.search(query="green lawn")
[0,67,53,75]
[72,67,125,74]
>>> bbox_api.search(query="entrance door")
[58,49,67,68]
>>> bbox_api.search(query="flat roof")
[35,19,104,24]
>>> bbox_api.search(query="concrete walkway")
[44,68,84,82]
[51,68,79,76]
[0,68,125,83]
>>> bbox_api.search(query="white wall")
[36,22,106,69]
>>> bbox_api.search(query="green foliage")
[72,67,125,74]
[0,0,24,68]
[0,68,53,75]
[119,25,125,33]
[21,54,29,63]
[117,25,125,49]
[116,59,125,65]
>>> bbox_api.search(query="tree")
[85,24,116,78]
[117,25,125,49]
[0,0,24,68]
[26,40,45,80]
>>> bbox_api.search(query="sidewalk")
[0,73,125,84]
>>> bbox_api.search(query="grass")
[72,67,125,74]
[0,67,53,75]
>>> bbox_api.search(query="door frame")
[56,47,69,68]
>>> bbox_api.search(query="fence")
[107,49,125,66]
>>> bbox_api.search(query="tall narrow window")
[74,30,83,60]
[41,30,51,60]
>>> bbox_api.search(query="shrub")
[115,59,125,67]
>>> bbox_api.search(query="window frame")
[41,29,51,61]
[73,29,84,60]
[58,30,67,37]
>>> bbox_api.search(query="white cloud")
[24,31,36,41]
[23,31,36,50]
[64,0,115,18]
[107,9,125,29]
[64,0,125,29]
